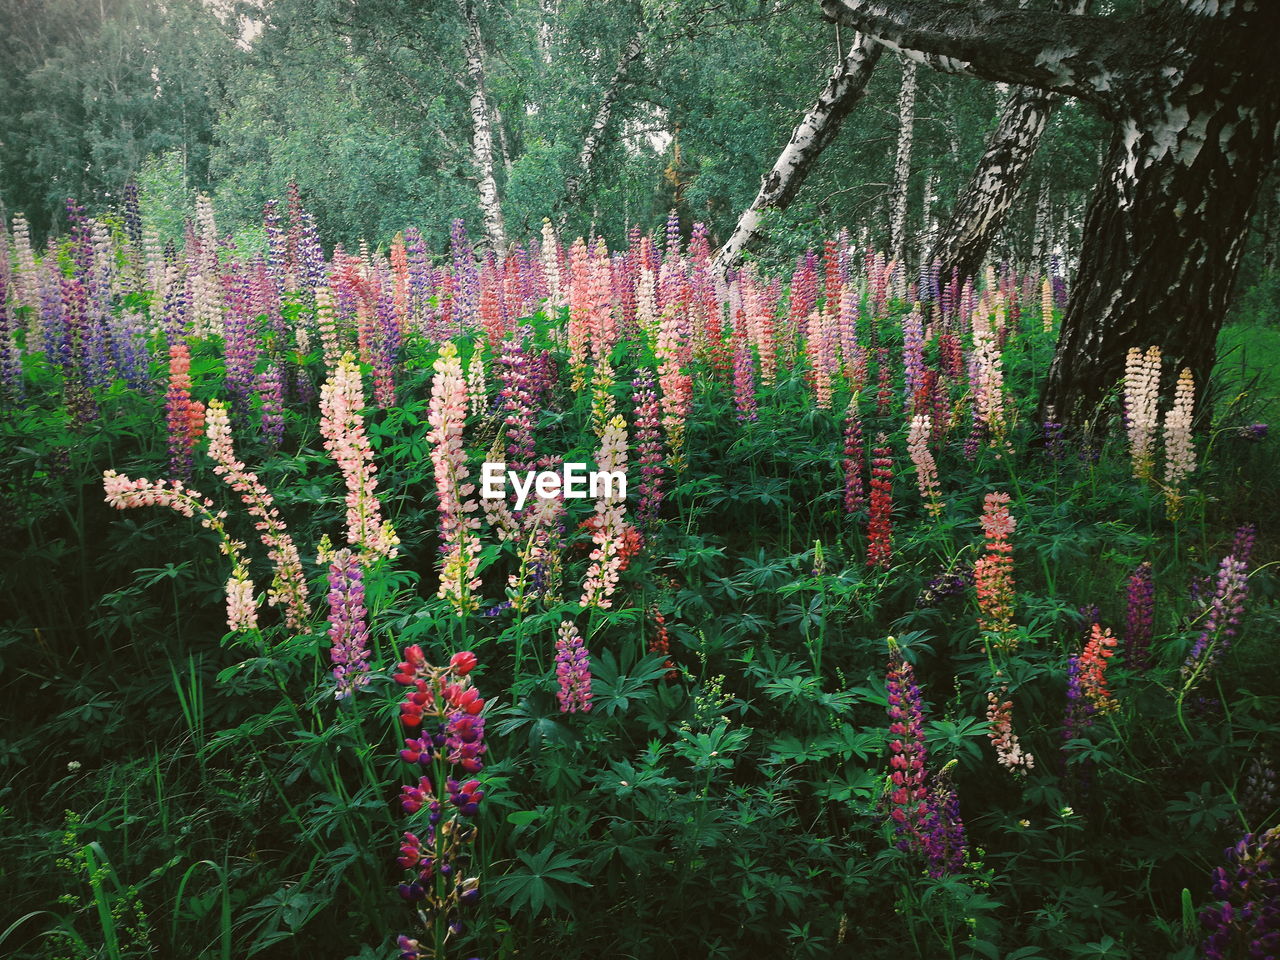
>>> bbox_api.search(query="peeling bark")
[458,0,506,255]
[715,32,882,272]
[825,0,1280,425]
[558,29,647,226]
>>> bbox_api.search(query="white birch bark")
[458,0,506,255]
[891,58,917,300]
[714,32,882,273]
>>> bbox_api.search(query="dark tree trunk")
[1040,79,1279,424]
[934,84,1057,284]
[822,0,1280,426]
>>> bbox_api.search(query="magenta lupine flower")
[256,363,285,449]
[633,374,665,528]
[902,307,925,408]
[842,396,866,513]
[327,548,371,698]
[1183,551,1250,687]
[886,641,929,850]
[554,621,593,713]
[1123,562,1155,668]
[1200,826,1280,960]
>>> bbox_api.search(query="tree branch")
[819,0,1145,111]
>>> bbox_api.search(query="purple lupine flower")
[446,777,485,817]
[902,308,925,405]
[327,548,371,698]
[1042,416,1065,460]
[263,199,286,296]
[922,762,966,878]
[108,310,150,391]
[122,181,142,246]
[257,363,285,449]
[1233,523,1258,567]
[499,332,537,473]
[445,711,487,772]
[1183,551,1250,686]
[916,564,973,608]
[1200,826,1280,960]
[1124,562,1156,668]
[223,269,258,406]
[842,396,865,513]
[1238,423,1269,442]
[403,225,432,330]
[1243,757,1277,822]
[554,621,592,713]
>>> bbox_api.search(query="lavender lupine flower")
[732,321,758,422]
[1243,757,1277,823]
[327,548,371,698]
[450,219,479,326]
[915,564,974,608]
[1124,562,1156,668]
[1183,551,1251,687]
[1042,415,1065,460]
[554,621,593,713]
[1237,423,1269,442]
[1200,826,1280,960]
[1233,523,1258,567]
[223,270,259,406]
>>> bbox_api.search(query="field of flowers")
[0,191,1278,960]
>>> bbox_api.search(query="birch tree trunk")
[558,29,647,227]
[890,57,917,299]
[932,0,1088,284]
[715,32,882,272]
[459,0,506,255]
[822,0,1280,425]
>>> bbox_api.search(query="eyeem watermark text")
[480,462,626,511]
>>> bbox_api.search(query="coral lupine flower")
[205,399,310,629]
[427,342,483,615]
[986,687,1035,773]
[326,548,371,698]
[1199,826,1280,960]
[319,353,400,560]
[554,621,593,713]
[1124,345,1162,481]
[974,492,1016,639]
[867,435,893,569]
[1124,562,1155,668]
[165,340,205,480]
[581,414,629,609]
[1077,624,1119,713]
[886,640,929,849]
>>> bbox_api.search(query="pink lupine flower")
[907,413,942,517]
[581,414,629,609]
[842,395,866,514]
[225,571,258,632]
[427,342,482,615]
[974,492,1016,639]
[554,621,593,713]
[319,353,400,560]
[986,687,1035,773]
[205,399,310,629]
[1124,345,1162,480]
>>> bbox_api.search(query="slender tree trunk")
[459,0,506,255]
[715,32,882,272]
[890,57,917,298]
[558,29,647,227]
[822,0,1280,426]
[1030,177,1050,270]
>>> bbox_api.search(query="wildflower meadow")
[0,186,1277,960]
